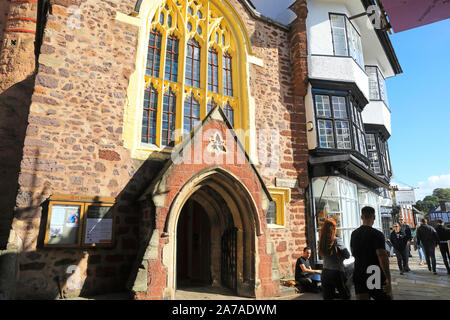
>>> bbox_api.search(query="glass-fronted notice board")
[44,195,115,248]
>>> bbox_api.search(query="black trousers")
[296,277,320,293]
[423,243,437,272]
[394,247,408,271]
[321,269,350,300]
[438,243,450,272]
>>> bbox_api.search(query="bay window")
[313,89,368,157]
[330,13,364,68]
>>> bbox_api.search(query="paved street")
[388,251,450,300]
[65,251,449,300]
[290,251,450,300]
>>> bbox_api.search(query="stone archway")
[163,167,262,299]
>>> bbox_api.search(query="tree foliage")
[432,188,450,201]
[414,188,450,214]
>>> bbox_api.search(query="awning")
[381,0,450,33]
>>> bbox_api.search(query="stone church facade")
[0,0,311,299]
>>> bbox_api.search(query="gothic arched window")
[141,0,240,147]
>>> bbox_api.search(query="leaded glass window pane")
[141,85,158,144]
[366,66,380,100]
[223,52,233,96]
[378,71,388,105]
[335,120,351,149]
[330,14,348,56]
[207,98,217,113]
[315,95,331,117]
[224,102,234,126]
[165,35,179,82]
[318,119,335,148]
[346,18,364,67]
[162,88,176,146]
[366,133,381,173]
[208,48,219,93]
[185,39,201,88]
[146,30,162,77]
[183,95,200,136]
[332,96,347,119]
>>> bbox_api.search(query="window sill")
[267,223,285,229]
[137,143,174,153]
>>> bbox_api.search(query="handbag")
[334,243,351,299]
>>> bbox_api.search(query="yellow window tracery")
[143,0,240,148]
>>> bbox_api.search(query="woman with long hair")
[318,218,351,300]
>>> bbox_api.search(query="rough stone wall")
[1,0,309,298]
[230,0,310,279]
[6,0,150,299]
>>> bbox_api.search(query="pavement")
[288,251,450,300]
[64,251,450,300]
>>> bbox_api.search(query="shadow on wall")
[0,75,36,249]
[0,75,36,299]
[11,152,167,299]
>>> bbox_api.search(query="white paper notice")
[84,218,113,244]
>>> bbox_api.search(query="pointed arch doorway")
[169,169,261,299]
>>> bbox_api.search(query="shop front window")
[313,176,382,258]
[313,177,358,256]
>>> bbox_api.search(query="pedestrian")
[435,219,450,275]
[318,218,351,300]
[413,227,425,265]
[390,223,408,274]
[295,246,322,293]
[416,218,440,275]
[351,206,392,300]
[398,217,412,271]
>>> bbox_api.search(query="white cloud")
[416,174,450,200]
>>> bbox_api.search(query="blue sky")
[250,1,450,200]
[387,18,450,200]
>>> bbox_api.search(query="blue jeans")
[418,243,424,262]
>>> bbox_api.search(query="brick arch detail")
[162,166,262,299]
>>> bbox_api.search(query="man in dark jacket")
[416,218,440,274]
[390,224,408,274]
[398,217,412,271]
[435,219,450,274]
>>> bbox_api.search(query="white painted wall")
[306,1,369,99]
[308,55,370,99]
[305,0,394,137]
[305,84,317,150]
[362,100,391,135]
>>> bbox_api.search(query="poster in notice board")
[47,204,81,245]
[84,205,114,245]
